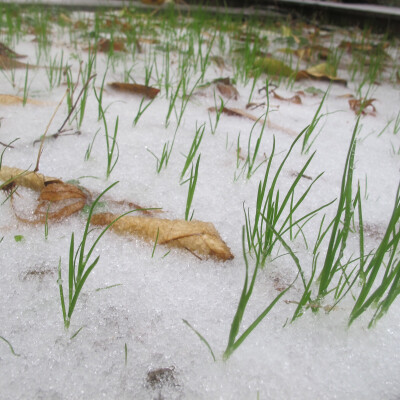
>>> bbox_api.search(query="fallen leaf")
[137,37,160,45]
[108,82,160,99]
[272,91,302,104]
[216,81,239,100]
[293,45,330,62]
[208,107,297,136]
[0,42,26,58]
[208,106,262,123]
[0,55,36,70]
[0,94,48,106]
[0,166,61,192]
[348,97,376,116]
[90,212,234,261]
[96,37,126,52]
[295,63,347,86]
[34,182,87,221]
[254,57,294,77]
[39,182,86,202]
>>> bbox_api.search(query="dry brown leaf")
[295,63,347,86]
[293,45,330,62]
[96,37,126,53]
[91,212,234,261]
[208,106,297,136]
[216,82,239,100]
[0,42,26,58]
[137,37,160,45]
[336,93,355,99]
[348,98,377,116]
[208,106,261,123]
[0,166,61,192]
[108,82,160,99]
[0,94,48,106]
[272,91,302,104]
[34,197,86,222]
[39,182,86,202]
[0,55,36,70]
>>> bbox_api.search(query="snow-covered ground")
[0,6,400,399]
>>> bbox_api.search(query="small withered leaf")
[39,182,86,202]
[0,94,47,106]
[108,82,160,99]
[90,213,234,261]
[96,37,126,52]
[0,42,26,58]
[0,55,36,70]
[216,82,239,100]
[348,98,377,116]
[272,91,302,104]
[0,166,61,192]
[295,63,347,86]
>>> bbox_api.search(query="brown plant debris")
[216,80,239,100]
[0,166,87,223]
[90,213,234,261]
[271,90,302,104]
[208,106,297,136]
[208,106,261,123]
[0,94,47,106]
[33,182,87,222]
[108,82,160,99]
[0,166,61,192]
[0,55,36,70]
[348,97,377,116]
[96,37,126,53]
[0,42,26,58]
[295,63,347,86]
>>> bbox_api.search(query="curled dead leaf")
[39,182,86,202]
[271,91,302,104]
[348,97,376,116]
[108,82,160,99]
[90,212,234,261]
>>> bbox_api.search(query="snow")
[1,7,400,400]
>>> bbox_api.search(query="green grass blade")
[182,319,216,362]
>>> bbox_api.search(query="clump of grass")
[248,128,330,267]
[58,182,135,329]
[349,184,400,327]
[315,120,359,302]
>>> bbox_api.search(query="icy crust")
[1,10,400,400]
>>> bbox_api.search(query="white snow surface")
[0,9,400,400]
